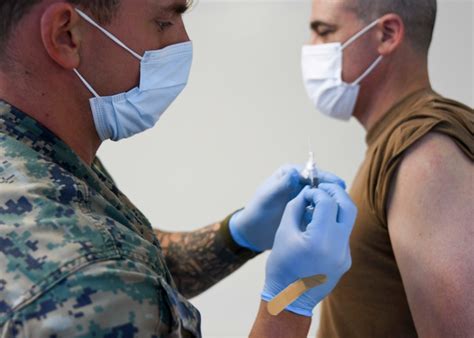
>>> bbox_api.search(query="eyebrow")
[310,20,338,32]
[154,0,190,16]
[169,0,191,15]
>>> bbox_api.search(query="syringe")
[301,151,319,188]
[301,150,319,222]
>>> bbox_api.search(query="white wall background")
[98,1,473,337]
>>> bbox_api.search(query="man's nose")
[177,19,191,43]
[309,33,325,46]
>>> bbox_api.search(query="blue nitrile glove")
[229,165,346,252]
[262,183,357,317]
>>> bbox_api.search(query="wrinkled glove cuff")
[228,210,263,253]
[261,291,314,317]
[219,210,262,260]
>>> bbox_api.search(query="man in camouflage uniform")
[0,1,357,337]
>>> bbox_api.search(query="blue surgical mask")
[73,9,193,141]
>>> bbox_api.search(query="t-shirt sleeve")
[368,106,473,228]
[3,260,201,337]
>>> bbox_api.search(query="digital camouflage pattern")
[0,100,255,337]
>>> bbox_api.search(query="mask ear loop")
[342,19,380,50]
[73,69,100,98]
[340,19,383,86]
[74,8,143,61]
[72,8,144,98]
[352,55,383,85]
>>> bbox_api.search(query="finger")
[283,186,313,230]
[305,189,339,233]
[256,165,304,203]
[276,164,304,179]
[318,183,357,226]
[316,170,346,189]
[275,166,306,198]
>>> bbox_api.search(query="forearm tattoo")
[155,222,254,299]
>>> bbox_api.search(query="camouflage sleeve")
[2,260,201,338]
[155,214,259,299]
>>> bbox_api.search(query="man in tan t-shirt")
[301,0,473,337]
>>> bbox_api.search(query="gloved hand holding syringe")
[228,137,355,317]
[265,150,331,316]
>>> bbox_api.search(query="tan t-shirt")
[318,89,474,338]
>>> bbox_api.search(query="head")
[0,0,191,161]
[0,0,191,86]
[308,0,436,125]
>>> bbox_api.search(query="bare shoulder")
[392,133,471,202]
[388,132,472,230]
[398,133,471,187]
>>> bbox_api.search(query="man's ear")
[40,3,82,69]
[376,13,405,56]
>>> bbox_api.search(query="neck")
[354,54,431,132]
[0,72,101,165]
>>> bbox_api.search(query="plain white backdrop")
[98,1,473,336]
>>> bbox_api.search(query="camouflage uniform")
[0,101,256,337]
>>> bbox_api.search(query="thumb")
[305,189,338,236]
[282,186,313,231]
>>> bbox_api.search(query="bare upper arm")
[387,133,474,338]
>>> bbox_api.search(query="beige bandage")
[267,274,327,316]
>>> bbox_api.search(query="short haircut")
[347,0,437,52]
[0,0,120,56]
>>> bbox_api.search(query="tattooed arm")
[154,214,259,299]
